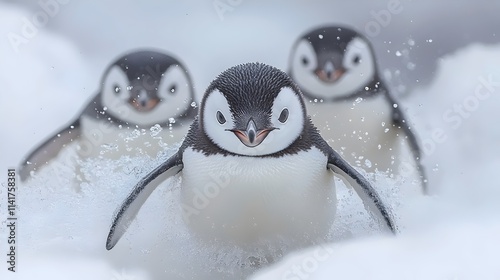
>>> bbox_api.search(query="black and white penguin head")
[200,63,307,156]
[101,50,194,127]
[289,26,377,100]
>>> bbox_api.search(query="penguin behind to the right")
[289,25,428,194]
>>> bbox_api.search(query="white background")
[1,1,500,279]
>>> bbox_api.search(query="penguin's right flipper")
[327,147,397,234]
[106,152,183,250]
[19,119,81,181]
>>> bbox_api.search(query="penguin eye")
[216,111,226,124]
[113,84,121,94]
[169,84,176,94]
[278,108,289,123]
[353,55,361,64]
[301,57,309,66]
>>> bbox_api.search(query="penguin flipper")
[19,119,81,181]
[327,148,397,234]
[389,98,429,194]
[106,152,183,250]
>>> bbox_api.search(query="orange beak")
[229,119,275,147]
[129,90,160,112]
[315,68,346,83]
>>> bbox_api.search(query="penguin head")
[100,50,194,127]
[200,63,307,156]
[289,26,377,100]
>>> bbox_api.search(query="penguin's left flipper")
[106,152,183,250]
[327,148,397,234]
[19,119,81,182]
[389,97,429,194]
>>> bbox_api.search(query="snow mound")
[251,222,500,280]
[0,2,91,175]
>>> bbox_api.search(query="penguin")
[105,63,396,255]
[19,50,197,181]
[289,25,428,194]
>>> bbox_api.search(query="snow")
[1,1,500,279]
[252,222,500,280]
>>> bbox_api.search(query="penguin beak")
[229,119,276,147]
[130,89,160,112]
[315,62,346,83]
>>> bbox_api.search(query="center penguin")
[106,63,396,251]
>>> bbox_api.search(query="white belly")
[180,147,336,249]
[307,96,403,173]
[78,116,190,159]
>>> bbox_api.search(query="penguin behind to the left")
[19,50,197,181]
[105,63,396,262]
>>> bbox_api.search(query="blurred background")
[1,1,500,279]
[2,0,500,177]
[2,0,500,176]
